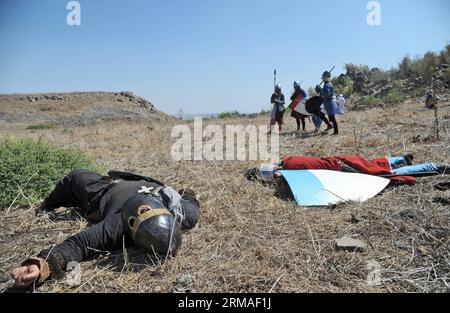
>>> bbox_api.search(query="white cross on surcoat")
[138,186,154,194]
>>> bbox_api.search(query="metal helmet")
[275,84,282,92]
[293,81,301,89]
[322,71,331,79]
[122,193,182,257]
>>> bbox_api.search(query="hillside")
[0,91,173,127]
[306,44,450,111]
[0,92,449,293]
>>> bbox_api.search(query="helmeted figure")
[13,169,201,287]
[315,71,339,134]
[269,84,286,133]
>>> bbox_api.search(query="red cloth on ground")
[282,156,341,171]
[281,155,416,185]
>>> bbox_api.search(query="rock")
[335,236,366,252]
[65,261,81,287]
[177,273,196,287]
[396,208,424,221]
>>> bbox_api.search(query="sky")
[0,0,449,115]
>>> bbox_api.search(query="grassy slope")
[0,94,449,293]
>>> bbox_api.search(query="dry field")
[0,94,449,293]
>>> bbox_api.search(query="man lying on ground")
[10,169,201,288]
[248,154,449,185]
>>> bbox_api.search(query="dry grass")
[0,95,449,293]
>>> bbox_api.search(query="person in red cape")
[278,154,449,185]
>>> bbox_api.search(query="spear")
[274,69,277,89]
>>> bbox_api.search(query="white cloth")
[337,96,346,114]
[320,104,326,114]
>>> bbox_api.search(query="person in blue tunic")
[316,71,339,134]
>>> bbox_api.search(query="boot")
[436,164,450,174]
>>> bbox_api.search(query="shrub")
[441,68,450,85]
[218,111,241,119]
[392,80,404,89]
[398,55,413,78]
[0,138,102,208]
[383,89,405,104]
[407,86,427,98]
[368,68,390,85]
[26,124,56,130]
[345,63,370,80]
[332,75,354,98]
[357,96,383,108]
[307,87,318,97]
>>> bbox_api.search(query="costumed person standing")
[270,84,285,133]
[289,81,309,132]
[424,91,437,109]
[316,71,339,134]
[337,94,346,114]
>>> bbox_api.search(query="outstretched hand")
[10,265,40,287]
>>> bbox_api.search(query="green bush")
[218,111,241,119]
[407,86,427,98]
[332,75,354,98]
[368,68,390,85]
[357,96,383,108]
[26,124,56,130]
[398,55,413,78]
[345,63,370,80]
[441,68,450,85]
[392,80,404,89]
[0,138,102,208]
[398,51,441,84]
[384,89,405,104]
